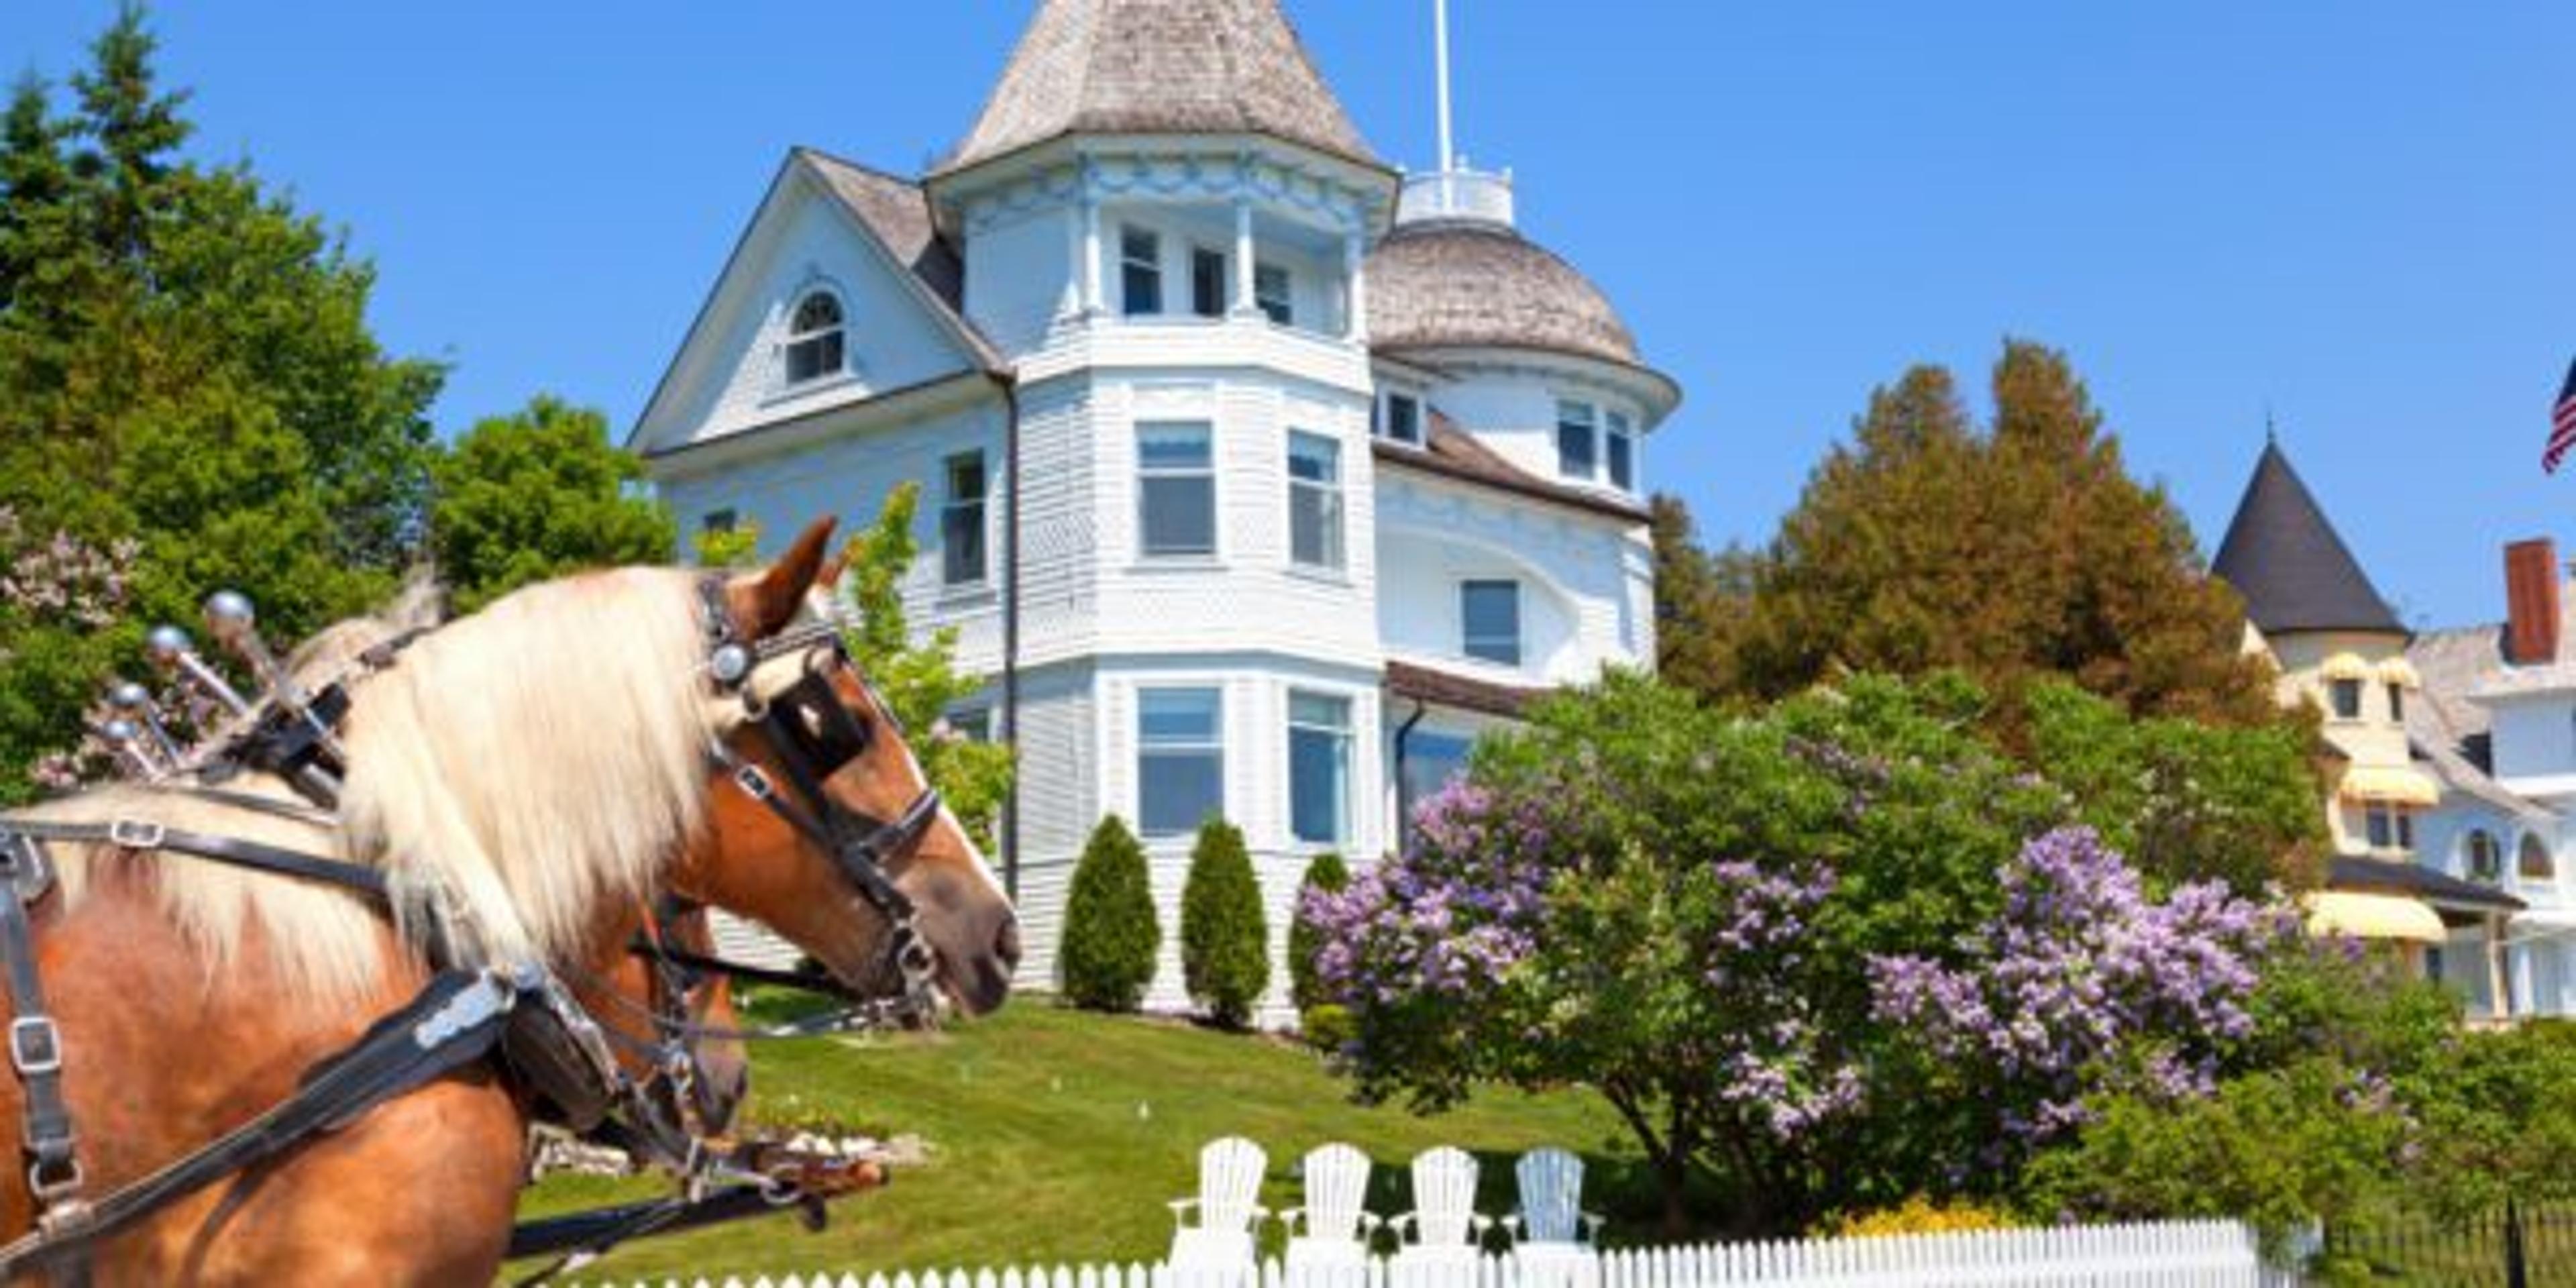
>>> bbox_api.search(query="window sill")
[936,583,999,609]
[1128,557,1226,574]
[1285,564,1352,588]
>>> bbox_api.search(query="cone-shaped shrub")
[1059,814,1159,1012]
[1181,817,1269,1028]
[1288,851,1351,1012]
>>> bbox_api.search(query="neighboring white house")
[629,0,1680,1014]
[2406,539,2576,1018]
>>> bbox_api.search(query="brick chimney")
[2504,538,2561,665]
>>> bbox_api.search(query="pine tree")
[1058,815,1159,1012]
[1287,850,1350,1013]
[1650,495,1758,699]
[1181,817,1269,1028]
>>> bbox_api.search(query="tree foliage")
[0,7,441,798]
[1059,814,1159,1013]
[1180,816,1268,1029]
[1650,494,1756,701]
[1684,341,2279,729]
[429,396,674,612]
[1287,850,1350,1014]
[830,484,1015,854]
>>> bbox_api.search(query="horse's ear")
[727,517,837,639]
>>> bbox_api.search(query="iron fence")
[2325,1201,2576,1287]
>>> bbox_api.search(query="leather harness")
[0,578,948,1280]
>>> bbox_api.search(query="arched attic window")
[2520,834,2556,883]
[2465,829,2503,883]
[784,289,846,386]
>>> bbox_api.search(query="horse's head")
[672,519,1020,1018]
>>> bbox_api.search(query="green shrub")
[1287,851,1351,1013]
[1181,817,1269,1028]
[1059,814,1160,1012]
[1300,1004,1356,1054]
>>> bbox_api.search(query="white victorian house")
[629,0,1680,1012]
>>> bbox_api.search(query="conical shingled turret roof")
[936,0,1381,176]
[2212,441,2404,636]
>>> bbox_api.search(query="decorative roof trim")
[1373,423,1651,525]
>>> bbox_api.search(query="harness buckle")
[9,1017,62,1077]
[28,1157,82,1207]
[732,764,777,803]
[107,818,165,851]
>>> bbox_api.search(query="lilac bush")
[1870,826,2295,1150]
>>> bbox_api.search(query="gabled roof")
[2211,441,2404,637]
[797,149,1004,372]
[1373,411,1651,524]
[936,0,1381,176]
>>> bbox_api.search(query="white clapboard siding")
[573,1218,2288,1288]
[706,910,806,973]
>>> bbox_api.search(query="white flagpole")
[1434,0,1455,173]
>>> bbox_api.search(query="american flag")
[2551,356,2576,474]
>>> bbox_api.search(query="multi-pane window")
[1462,580,1522,667]
[1138,688,1223,837]
[1289,691,1352,845]
[2364,803,2413,851]
[1398,731,1473,854]
[1120,226,1163,317]
[2329,679,2362,720]
[942,451,988,586]
[1191,248,1228,319]
[1138,422,1216,557]
[1556,400,1597,479]
[1254,264,1293,327]
[1607,411,1635,491]
[784,290,845,385]
[1379,393,1422,445]
[1287,431,1343,571]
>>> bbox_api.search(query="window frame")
[1606,410,1635,491]
[2363,802,2414,853]
[1120,225,1163,317]
[1137,686,1225,838]
[1379,392,1423,445]
[2386,682,2406,724]
[2519,833,2555,883]
[1254,262,1294,327]
[1285,429,1344,572]
[1136,421,1218,560]
[2466,829,2504,883]
[1556,399,1599,480]
[947,705,994,744]
[1287,689,1354,846]
[783,288,847,386]
[941,450,990,588]
[2328,678,2363,721]
[1461,578,1524,667]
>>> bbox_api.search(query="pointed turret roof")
[2212,441,2404,637]
[936,0,1380,176]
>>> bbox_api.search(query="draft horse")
[0,520,1018,1283]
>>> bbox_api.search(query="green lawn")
[515,1002,1635,1283]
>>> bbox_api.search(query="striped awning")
[2339,765,2442,807]
[2320,652,2374,681]
[2378,657,2422,688]
[2306,891,2447,945]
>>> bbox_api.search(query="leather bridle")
[694,578,946,1027]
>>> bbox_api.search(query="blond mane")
[11,566,724,1009]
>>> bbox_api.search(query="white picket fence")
[575,1218,2296,1288]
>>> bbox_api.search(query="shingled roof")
[799,149,1004,372]
[2212,441,2404,637]
[1366,219,1645,370]
[936,0,1381,176]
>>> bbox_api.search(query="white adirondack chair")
[1389,1146,1488,1267]
[1281,1142,1380,1270]
[1506,1147,1603,1288]
[1167,1136,1269,1271]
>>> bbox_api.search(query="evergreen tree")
[1181,817,1269,1029]
[1287,850,1350,1013]
[429,396,676,612]
[1650,494,1757,699]
[1057,814,1159,1012]
[1724,341,2278,727]
[0,7,442,798]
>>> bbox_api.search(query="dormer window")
[784,290,846,386]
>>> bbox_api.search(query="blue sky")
[4,2,2570,627]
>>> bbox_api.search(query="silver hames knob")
[107,682,151,712]
[99,718,138,744]
[203,590,256,643]
[145,625,194,665]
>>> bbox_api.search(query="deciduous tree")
[428,396,674,612]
